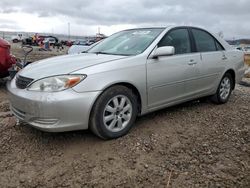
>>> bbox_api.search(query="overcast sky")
[0,0,249,39]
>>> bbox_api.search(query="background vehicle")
[73,40,88,45]
[40,36,59,44]
[67,40,98,54]
[0,38,16,78]
[61,40,74,47]
[22,37,33,45]
[43,37,56,45]
[68,45,90,54]
[11,34,23,43]
[22,35,59,46]
[8,26,245,139]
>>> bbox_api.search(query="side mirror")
[153,46,175,58]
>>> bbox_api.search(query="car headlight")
[27,74,86,92]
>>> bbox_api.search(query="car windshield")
[88,28,164,56]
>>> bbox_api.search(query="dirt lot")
[0,44,249,187]
[9,43,68,63]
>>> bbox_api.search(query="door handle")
[188,59,197,65]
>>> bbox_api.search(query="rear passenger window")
[192,29,217,52]
[158,29,191,54]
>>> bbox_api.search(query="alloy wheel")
[103,95,133,132]
[219,77,231,100]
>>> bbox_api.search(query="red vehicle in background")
[0,38,16,78]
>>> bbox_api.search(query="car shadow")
[0,77,12,90]
[16,97,212,146]
[0,78,8,88]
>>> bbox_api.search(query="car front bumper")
[7,80,101,132]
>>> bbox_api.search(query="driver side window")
[158,29,191,55]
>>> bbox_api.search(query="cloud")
[0,0,249,38]
[0,24,22,30]
[0,18,22,30]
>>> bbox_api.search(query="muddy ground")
[0,44,249,187]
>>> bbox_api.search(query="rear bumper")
[7,80,101,132]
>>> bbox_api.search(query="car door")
[191,28,226,93]
[147,28,201,109]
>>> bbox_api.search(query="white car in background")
[43,38,56,45]
[11,34,23,43]
[68,45,92,54]
[68,40,100,54]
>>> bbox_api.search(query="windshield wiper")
[94,51,111,55]
[92,51,132,56]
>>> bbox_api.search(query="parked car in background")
[0,38,16,78]
[11,34,23,43]
[43,37,56,45]
[68,45,90,54]
[86,39,96,46]
[73,40,88,45]
[68,40,97,54]
[65,40,74,47]
[61,40,74,46]
[22,35,59,46]
[8,26,245,139]
[40,36,59,44]
[22,37,33,45]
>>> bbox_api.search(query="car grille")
[16,75,34,89]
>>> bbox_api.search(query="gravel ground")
[0,45,249,187]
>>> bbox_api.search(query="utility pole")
[68,22,71,40]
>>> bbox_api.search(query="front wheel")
[90,86,138,139]
[211,73,233,104]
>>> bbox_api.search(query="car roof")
[123,27,166,31]
[122,25,212,31]
[121,25,231,50]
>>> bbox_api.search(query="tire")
[90,85,138,139]
[211,73,233,104]
[12,39,18,43]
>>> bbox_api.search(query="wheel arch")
[90,82,143,119]
[224,69,236,89]
[105,82,142,114]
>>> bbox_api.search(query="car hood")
[19,53,127,79]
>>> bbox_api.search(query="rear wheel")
[90,86,138,139]
[211,73,233,104]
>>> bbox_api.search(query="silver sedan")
[8,26,245,139]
